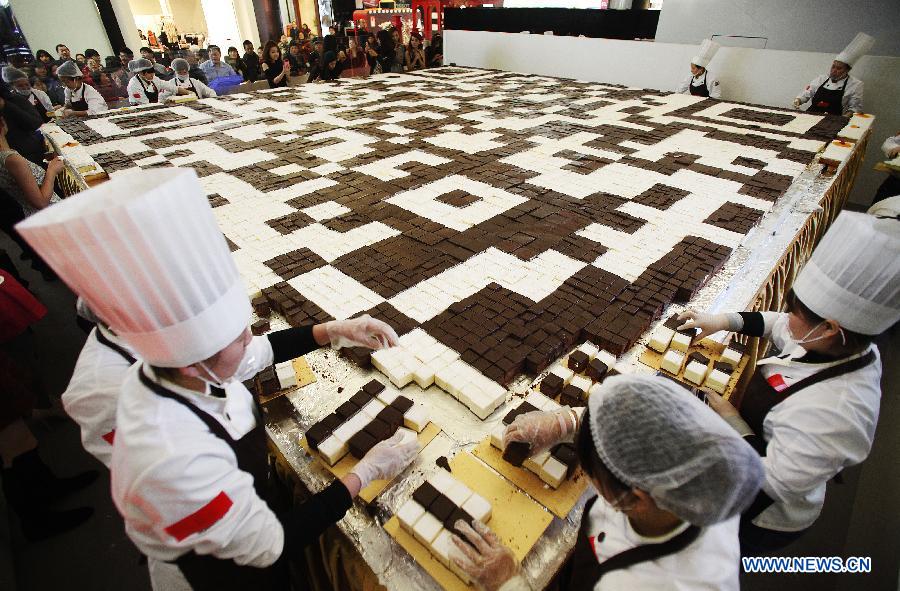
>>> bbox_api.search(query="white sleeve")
[675,75,690,95]
[123,422,285,567]
[158,78,178,101]
[796,76,820,104]
[85,85,108,114]
[127,78,145,105]
[498,575,531,591]
[846,80,863,114]
[882,135,900,158]
[36,90,54,111]
[199,80,217,98]
[707,73,722,99]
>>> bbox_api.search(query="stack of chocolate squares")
[537,342,618,407]
[304,379,429,466]
[243,360,297,397]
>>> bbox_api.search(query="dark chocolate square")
[348,430,377,459]
[567,350,589,372]
[688,352,710,365]
[502,441,531,467]
[377,406,404,430]
[428,494,456,521]
[412,482,439,508]
[502,406,524,426]
[445,507,474,531]
[551,443,577,470]
[714,361,734,375]
[349,390,373,407]
[391,395,414,414]
[586,358,608,381]
[305,421,333,451]
[336,401,359,421]
[365,417,395,442]
[540,373,564,397]
[363,379,386,395]
[322,413,343,432]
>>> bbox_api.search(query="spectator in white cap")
[126,58,189,105]
[170,57,217,99]
[676,39,722,99]
[2,67,54,122]
[679,211,899,553]
[16,168,417,591]
[793,32,873,115]
[57,60,107,117]
[449,375,763,590]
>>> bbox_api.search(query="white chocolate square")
[376,387,401,406]
[670,332,692,352]
[413,512,443,546]
[720,347,742,367]
[683,361,709,385]
[577,342,600,359]
[403,405,429,433]
[540,456,568,488]
[524,449,550,474]
[397,499,426,533]
[569,375,592,394]
[705,369,731,394]
[462,493,492,524]
[490,424,506,450]
[595,350,617,368]
[318,435,347,466]
[445,481,473,506]
[430,529,454,566]
[661,350,685,374]
[413,365,436,389]
[548,364,575,384]
[648,326,675,353]
[428,469,457,492]
[360,398,386,419]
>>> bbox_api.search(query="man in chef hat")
[793,32,873,116]
[16,168,419,589]
[676,38,722,99]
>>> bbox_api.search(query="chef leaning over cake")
[127,58,190,105]
[15,168,419,591]
[678,211,899,554]
[56,60,107,117]
[171,58,217,99]
[676,39,722,99]
[448,375,763,591]
[793,32,873,116]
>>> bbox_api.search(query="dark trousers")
[873,174,900,206]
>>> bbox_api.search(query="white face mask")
[198,351,257,390]
[772,315,842,361]
[176,73,189,82]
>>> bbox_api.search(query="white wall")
[110,0,144,53]
[200,0,243,48]
[655,0,900,56]
[12,0,113,57]
[233,0,261,48]
[444,30,900,206]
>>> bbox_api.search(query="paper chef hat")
[17,168,251,367]
[692,39,721,69]
[835,32,874,67]
[793,212,900,335]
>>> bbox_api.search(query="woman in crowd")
[3,69,53,122]
[341,38,368,78]
[391,28,406,73]
[678,211,898,554]
[452,375,763,589]
[365,35,380,74]
[170,58,216,98]
[376,30,394,75]
[260,41,291,89]
[57,61,107,116]
[225,46,247,80]
[425,34,443,68]
[320,51,345,81]
[406,32,426,72]
[0,115,63,217]
[74,54,86,67]
[34,50,54,69]
[31,62,64,105]
[126,59,188,105]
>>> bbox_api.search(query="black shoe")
[19,506,94,542]
[10,448,99,504]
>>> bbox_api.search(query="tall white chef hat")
[16,168,251,367]
[793,211,900,335]
[867,196,900,219]
[835,32,875,68]
[691,39,721,69]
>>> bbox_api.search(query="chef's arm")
[796,80,814,105]
[265,325,325,363]
[882,135,900,159]
[846,83,863,114]
[279,478,353,552]
[675,75,690,95]
[735,311,783,338]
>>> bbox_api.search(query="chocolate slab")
[336,401,359,421]
[428,494,456,522]
[362,379,386,396]
[364,417,395,441]
[585,358,608,381]
[348,430,377,459]
[349,390,373,408]
[539,373,565,397]
[412,482,440,508]
[502,441,532,467]
[377,406,404,430]
[714,361,735,375]
[567,350,590,372]
[391,396,414,414]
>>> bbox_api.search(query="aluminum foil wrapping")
[263,153,845,590]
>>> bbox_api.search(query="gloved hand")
[503,409,575,456]
[450,520,519,591]
[324,314,400,350]
[676,310,740,339]
[350,431,419,490]
[792,98,802,110]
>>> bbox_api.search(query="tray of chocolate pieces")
[535,342,620,408]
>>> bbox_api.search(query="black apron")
[563,496,702,590]
[139,78,160,103]
[138,369,290,591]
[689,72,709,97]
[806,77,848,115]
[177,78,200,97]
[29,92,52,123]
[69,84,89,112]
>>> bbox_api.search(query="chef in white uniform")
[676,39,722,99]
[61,299,139,468]
[17,168,419,591]
[127,58,188,105]
[872,133,900,205]
[447,375,763,590]
[57,60,107,117]
[678,211,899,553]
[170,58,217,99]
[793,32,873,116]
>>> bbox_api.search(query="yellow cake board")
[638,338,750,401]
[471,439,587,519]
[258,356,317,404]
[300,422,440,503]
[384,451,553,591]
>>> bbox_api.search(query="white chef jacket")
[127,75,179,105]
[882,134,900,158]
[25,89,54,113]
[61,325,137,468]
[110,335,282,580]
[499,496,740,591]
[676,71,722,99]
[750,312,881,532]
[173,76,217,99]
[796,74,864,114]
[64,82,108,115]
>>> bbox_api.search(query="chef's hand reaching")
[677,310,742,339]
[450,520,520,591]
[350,431,419,490]
[324,314,400,350]
[792,98,802,110]
[503,409,576,456]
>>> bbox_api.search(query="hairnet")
[170,58,189,72]
[2,67,27,83]
[128,58,154,73]
[587,374,764,526]
[56,60,83,78]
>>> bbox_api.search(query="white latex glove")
[503,409,575,456]
[324,314,400,350]
[676,310,737,339]
[350,431,419,490]
[450,520,519,591]
[792,98,802,110]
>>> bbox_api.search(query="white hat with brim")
[835,32,874,67]
[691,39,720,69]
